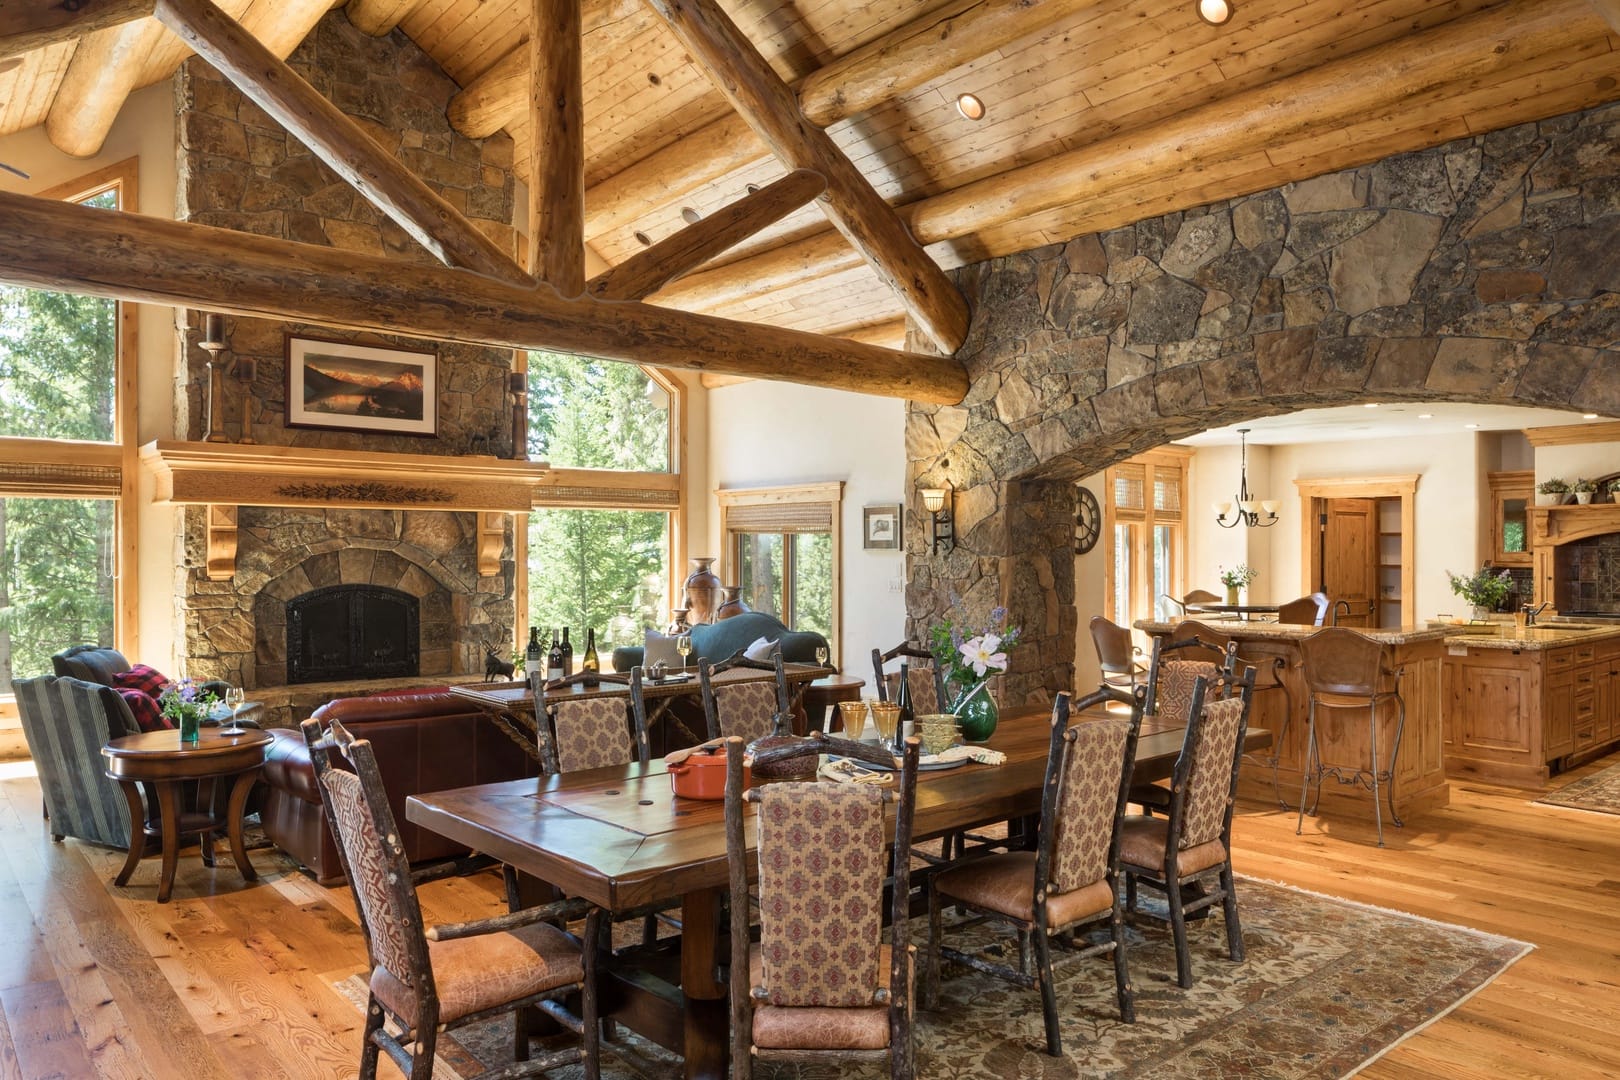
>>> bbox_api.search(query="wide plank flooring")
[1,754,1617,1079]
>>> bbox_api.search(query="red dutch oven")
[666,740,749,800]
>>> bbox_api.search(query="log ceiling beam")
[154,0,532,285]
[527,0,586,294]
[641,0,967,354]
[698,317,903,388]
[448,39,528,138]
[345,0,425,36]
[588,169,825,300]
[43,18,166,157]
[0,189,969,403]
[653,0,1601,314]
[1589,0,1620,33]
[0,0,153,58]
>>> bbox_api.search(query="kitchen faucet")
[1523,601,1551,625]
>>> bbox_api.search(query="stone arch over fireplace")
[905,105,1620,705]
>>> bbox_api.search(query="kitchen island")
[1136,620,1452,821]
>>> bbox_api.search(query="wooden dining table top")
[406,704,1272,913]
[448,662,834,711]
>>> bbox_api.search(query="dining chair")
[535,671,644,774]
[1089,615,1146,693]
[1119,666,1256,989]
[924,686,1144,1057]
[726,732,920,1078]
[699,652,792,742]
[301,716,603,1080]
[871,640,946,714]
[1276,592,1330,626]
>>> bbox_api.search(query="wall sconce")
[920,483,954,555]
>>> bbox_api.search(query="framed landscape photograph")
[285,335,438,436]
[863,504,901,550]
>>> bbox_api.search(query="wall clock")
[1074,486,1101,555]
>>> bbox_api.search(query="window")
[522,353,684,652]
[718,483,842,662]
[0,162,138,693]
[1104,449,1190,628]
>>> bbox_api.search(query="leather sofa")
[260,687,538,884]
[610,611,828,673]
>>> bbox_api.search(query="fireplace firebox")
[286,585,420,684]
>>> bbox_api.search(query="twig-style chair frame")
[871,641,947,716]
[924,686,1145,1057]
[301,717,602,1080]
[1121,666,1256,989]
[727,733,920,1078]
[699,652,792,742]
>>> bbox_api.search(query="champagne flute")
[220,686,246,735]
[676,634,693,669]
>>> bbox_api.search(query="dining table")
[407,702,1270,1079]
[1184,601,1282,622]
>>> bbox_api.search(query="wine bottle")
[561,627,574,676]
[581,628,600,686]
[547,629,564,681]
[896,661,916,733]
[525,626,543,679]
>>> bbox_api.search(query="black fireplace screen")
[286,584,419,684]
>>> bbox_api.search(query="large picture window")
[1105,449,1190,628]
[718,482,842,663]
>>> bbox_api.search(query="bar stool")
[1295,628,1406,846]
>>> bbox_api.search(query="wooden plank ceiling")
[3,0,1620,350]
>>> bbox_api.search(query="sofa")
[610,611,829,673]
[260,687,539,884]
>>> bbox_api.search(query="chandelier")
[1213,428,1278,528]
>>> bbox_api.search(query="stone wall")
[172,14,520,692]
[906,102,1620,704]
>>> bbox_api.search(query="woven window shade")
[1112,465,1146,523]
[533,484,678,510]
[1153,466,1183,523]
[725,501,834,534]
[0,462,121,499]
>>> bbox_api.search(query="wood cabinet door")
[1323,498,1378,627]
[1458,662,1534,756]
[1544,671,1575,759]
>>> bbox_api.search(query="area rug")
[1533,758,1620,816]
[335,877,1529,1080]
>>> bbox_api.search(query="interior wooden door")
[1323,498,1378,627]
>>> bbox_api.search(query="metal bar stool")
[1295,627,1406,846]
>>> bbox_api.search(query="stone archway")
[905,102,1620,705]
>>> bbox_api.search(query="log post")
[528,0,586,294]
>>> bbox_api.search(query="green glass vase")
[950,680,999,743]
[178,708,202,744]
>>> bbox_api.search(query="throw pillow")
[644,628,683,668]
[111,663,169,698]
[115,687,172,732]
[743,636,780,661]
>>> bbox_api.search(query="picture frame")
[863,503,901,550]
[285,335,438,436]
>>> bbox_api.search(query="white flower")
[959,634,1008,677]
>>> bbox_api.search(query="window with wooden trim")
[717,483,842,664]
[0,161,139,691]
[1104,449,1190,628]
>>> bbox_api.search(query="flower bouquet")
[1446,566,1513,620]
[1218,564,1258,603]
[159,677,219,743]
[928,606,1022,742]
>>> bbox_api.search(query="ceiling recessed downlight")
[1584,413,1600,419]
[680,206,701,225]
[1464,423,1480,429]
[1363,402,1379,408]
[955,93,986,121]
[0,58,23,75]
[1197,0,1232,25]
[1418,413,1433,419]
[633,230,652,246]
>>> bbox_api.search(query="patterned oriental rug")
[1534,758,1620,816]
[336,877,1528,1080]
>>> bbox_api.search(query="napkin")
[817,759,893,785]
[928,744,1007,766]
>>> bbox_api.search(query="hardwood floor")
[2,754,1618,1079]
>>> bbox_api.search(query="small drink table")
[798,673,865,735]
[102,728,273,903]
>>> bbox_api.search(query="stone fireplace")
[285,584,419,684]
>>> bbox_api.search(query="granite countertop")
[1430,621,1620,651]
[1134,619,1450,645]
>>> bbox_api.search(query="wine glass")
[220,686,246,736]
[814,645,830,669]
[676,634,693,669]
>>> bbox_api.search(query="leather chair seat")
[748,946,899,1051]
[933,850,1115,927]
[1118,817,1228,878]
[370,920,583,1027]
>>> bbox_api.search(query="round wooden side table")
[102,728,273,903]
[799,674,865,735]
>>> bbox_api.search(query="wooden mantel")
[1528,501,1620,609]
[141,440,551,580]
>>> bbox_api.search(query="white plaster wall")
[705,381,905,674]
[1535,436,1620,492]
[1189,432,1488,621]
[0,84,181,670]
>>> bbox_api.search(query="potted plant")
[1446,566,1514,622]
[1536,477,1570,506]
[928,606,1022,742]
[1218,564,1258,605]
[1610,478,1620,503]
[1573,478,1599,505]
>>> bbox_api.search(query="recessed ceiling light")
[955,93,986,121]
[1363,402,1379,408]
[680,206,701,225]
[1417,413,1433,419]
[1464,423,1479,429]
[745,183,761,195]
[1197,0,1232,25]
[1583,413,1599,419]
[633,230,652,246]
[0,58,23,75]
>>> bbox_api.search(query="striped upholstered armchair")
[11,675,143,848]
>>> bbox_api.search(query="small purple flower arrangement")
[159,677,218,743]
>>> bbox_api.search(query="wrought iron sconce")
[199,313,230,443]
[920,483,954,555]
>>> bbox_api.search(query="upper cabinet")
[1488,470,1534,566]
